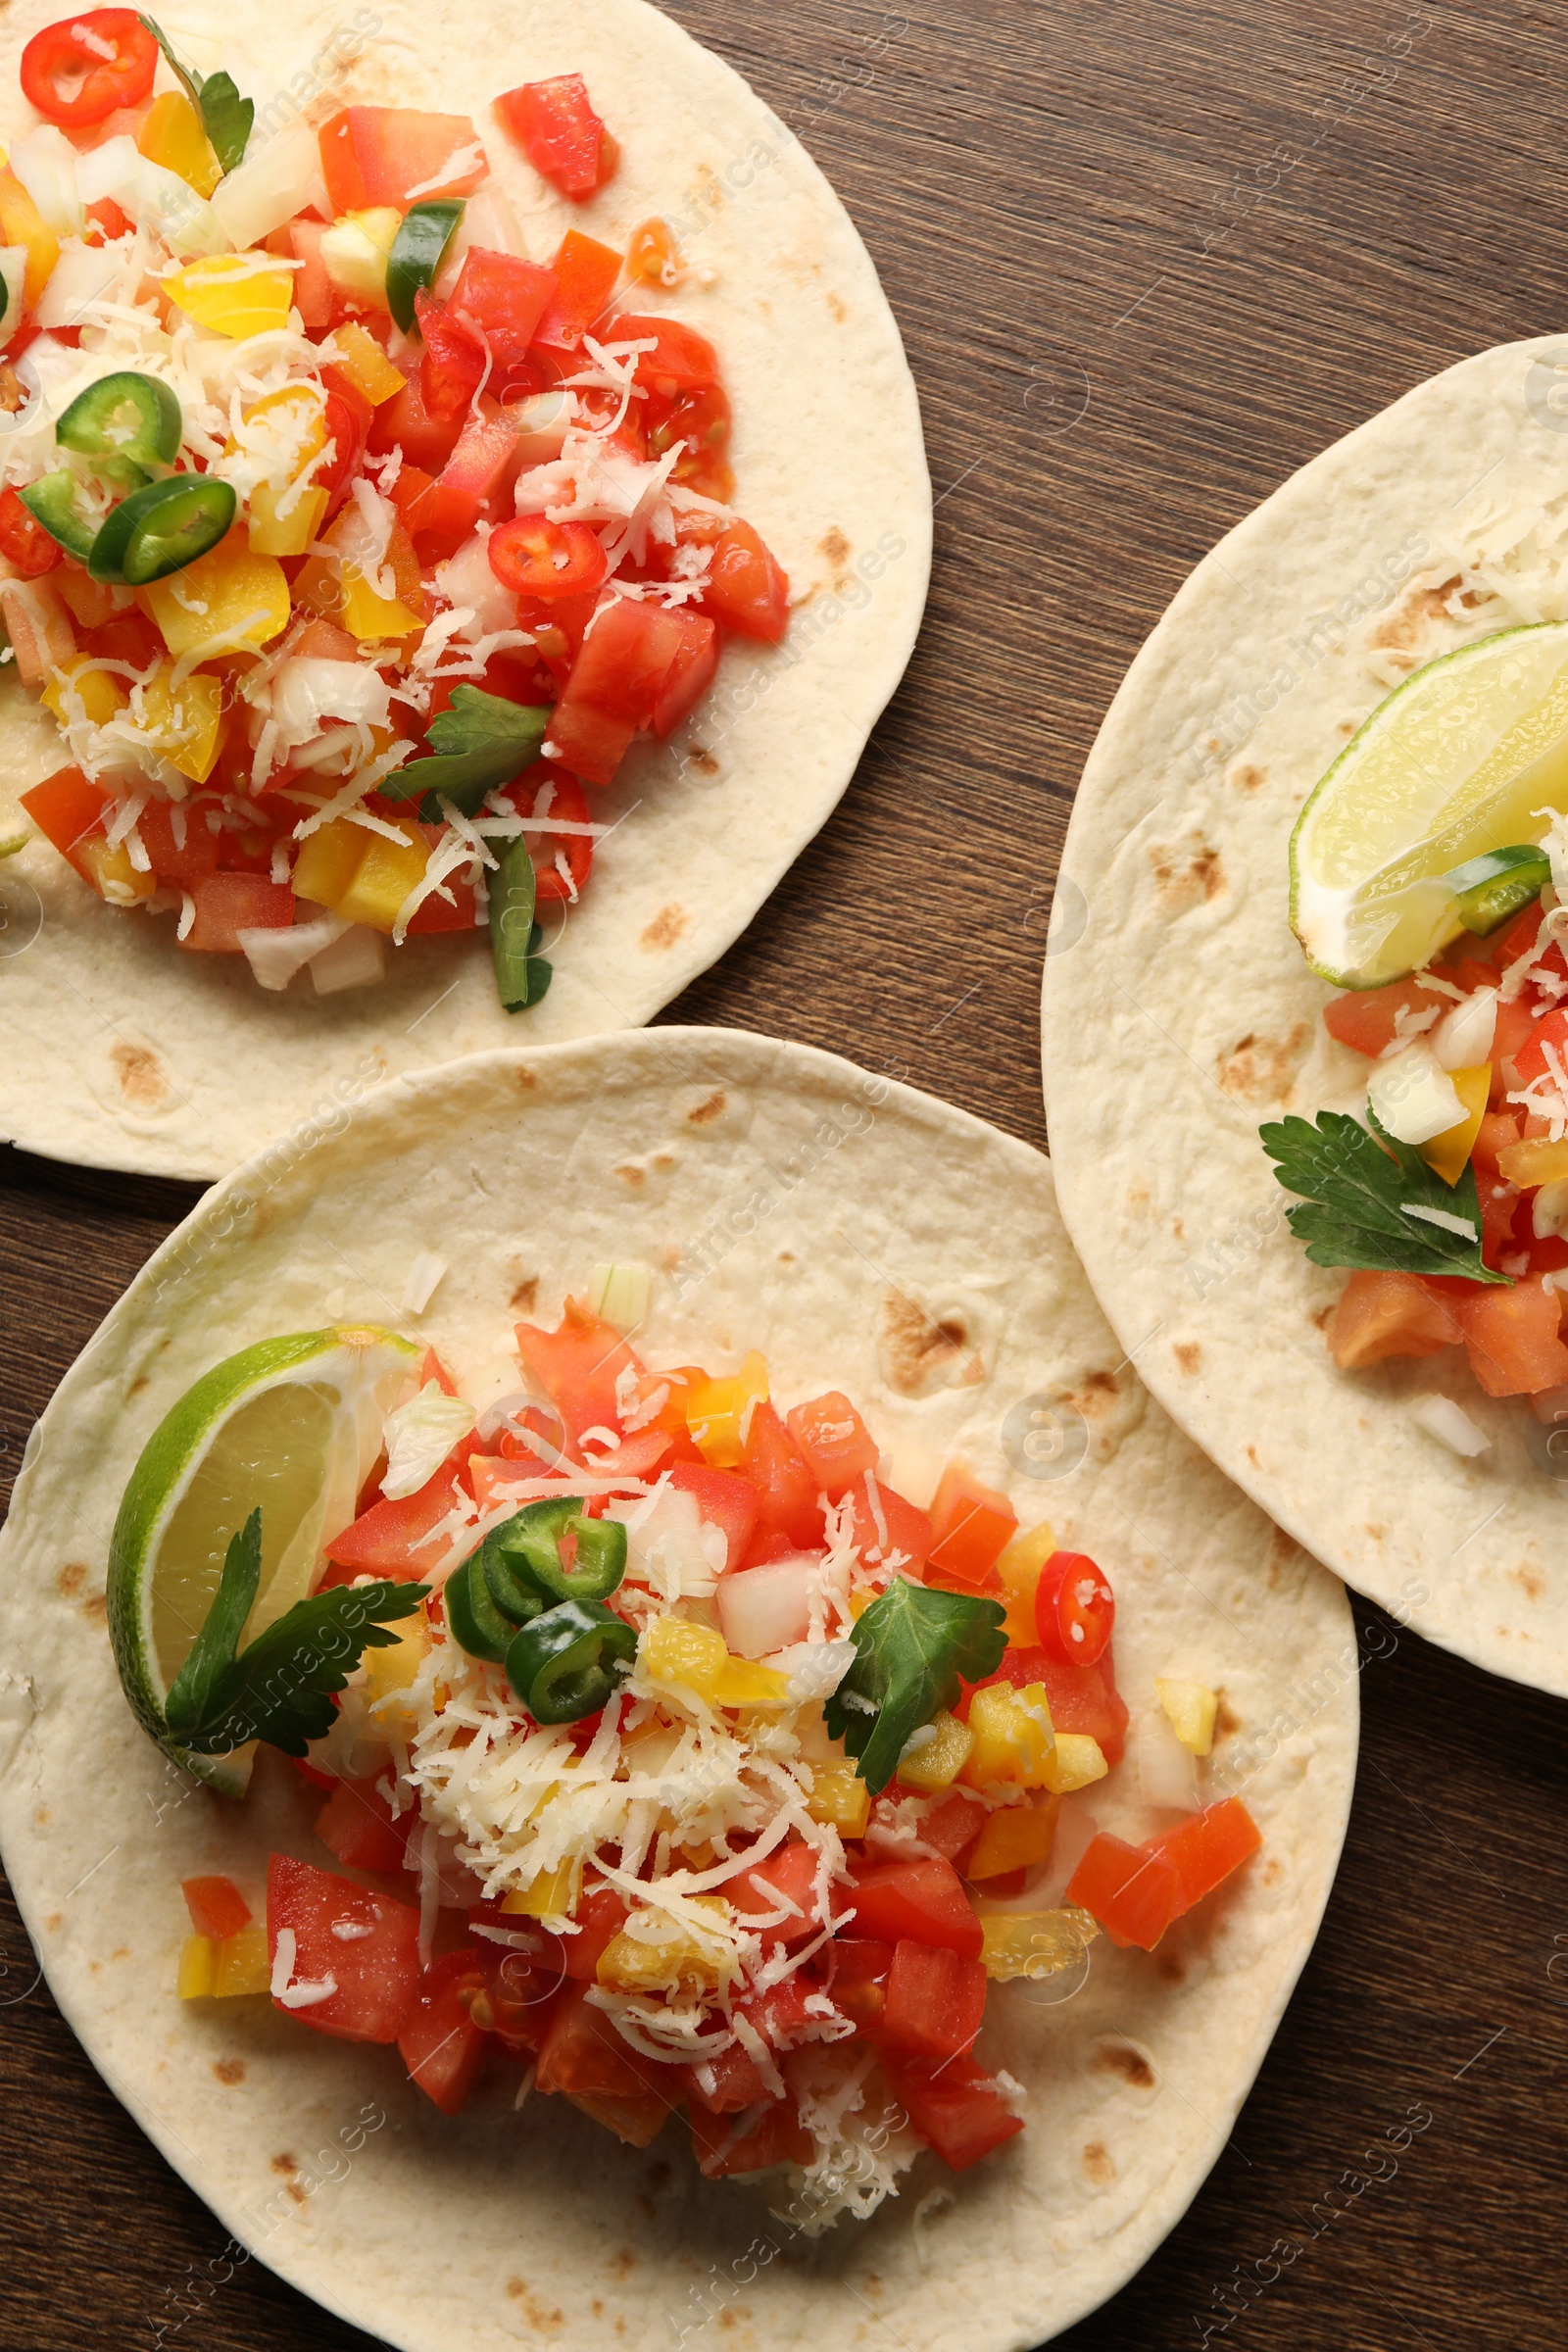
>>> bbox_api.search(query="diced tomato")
[82,608,162,672]
[530,229,621,361]
[19,766,110,879]
[916,1788,990,1864]
[401,824,478,934]
[0,483,61,576]
[565,597,690,727]
[315,1774,410,1874]
[438,395,524,515]
[880,1939,987,2062]
[1480,1184,1524,1273]
[1327,1269,1462,1369]
[535,1979,679,2145]
[1033,1550,1114,1668]
[290,1753,338,1793]
[1454,1275,1568,1396]
[821,1936,894,2037]
[690,2096,810,2178]
[785,1392,879,1500]
[181,1875,251,1940]
[1152,1798,1261,1914]
[489,514,608,602]
[514,1297,642,1448]
[495,762,593,907]
[267,1855,420,2043]
[612,314,720,397]
[318,107,488,212]
[1490,995,1540,1104]
[497,75,618,202]
[542,696,636,788]
[846,1856,981,1959]
[645,381,734,500]
[651,612,719,738]
[559,1883,629,1982]
[924,1463,1016,1593]
[469,1935,565,2054]
[1509,1004,1568,1091]
[451,247,557,365]
[1473,1109,1522,1181]
[880,2052,1023,2174]
[699,519,789,644]
[177,874,293,954]
[738,1401,821,1558]
[368,371,465,472]
[726,1837,822,1946]
[397,1946,491,2115]
[135,796,220,887]
[839,1474,933,1578]
[665,1461,759,1572]
[685,1978,820,2111]
[283,220,332,333]
[416,288,487,422]
[1066,1832,1182,1951]
[322,1451,471,1578]
[21,11,157,128]
[1321,976,1450,1057]
[389,463,469,559]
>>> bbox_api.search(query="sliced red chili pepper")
[1033,1549,1115,1668]
[488,514,608,602]
[21,10,157,128]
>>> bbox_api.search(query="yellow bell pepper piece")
[1041,1731,1107,1795]
[1498,1134,1568,1188]
[318,207,401,310]
[137,89,220,198]
[135,666,223,784]
[994,1520,1054,1645]
[330,319,407,406]
[338,564,424,643]
[292,817,369,912]
[79,832,156,906]
[962,1680,1055,1790]
[230,385,331,558]
[334,820,429,934]
[364,1609,428,1704]
[41,657,128,730]
[251,481,327,560]
[848,1586,878,1621]
[896,1708,974,1792]
[596,1897,737,1993]
[686,1351,769,1468]
[212,1922,270,1996]
[967,1795,1059,1881]
[177,1935,218,1998]
[166,252,297,339]
[1157,1677,1219,1757]
[710,1657,792,1709]
[502,1860,577,1921]
[0,167,57,309]
[979,1906,1100,1984]
[1418,1063,1491,1187]
[142,538,291,659]
[805,1760,870,1838]
[641,1614,727,1703]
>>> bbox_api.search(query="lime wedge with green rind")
[1290,619,1568,988]
[108,1327,417,1794]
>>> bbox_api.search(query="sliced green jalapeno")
[1443,844,1553,938]
[88,473,236,584]
[18,470,98,562]
[57,369,182,485]
[488,1494,627,1607]
[444,1552,517,1664]
[504,1598,637,1724]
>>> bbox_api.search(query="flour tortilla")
[1043,334,1568,1697]
[0,1028,1354,2350]
[0,0,930,1180]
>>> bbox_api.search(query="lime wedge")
[1290,620,1568,987]
[107,1327,417,1793]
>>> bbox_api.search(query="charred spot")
[1215,1022,1310,1103]
[819,528,851,567]
[687,1091,726,1126]
[81,1592,108,1624]
[1213,1696,1240,1742]
[270,2153,296,2176]
[1173,1342,1201,1374]
[1369,576,1462,652]
[1155,1946,1187,1984]
[827,292,849,322]
[1082,2140,1116,2184]
[510,1275,539,1312]
[110,1041,169,1110]
[615,1165,647,1189]
[687,747,720,775]
[514,1066,538,1092]
[127,1375,149,1398]
[640,905,689,952]
[1231,763,1266,792]
[213,2058,245,2085]
[1246,1445,1260,1467]
[1513,1563,1545,1601]
[1093,2040,1155,2088]
[1149,839,1224,910]
[56,1563,87,1597]
[881,1291,982,1396]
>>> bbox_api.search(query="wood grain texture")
[3,0,1567,2345]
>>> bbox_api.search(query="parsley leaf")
[1259,1105,1511,1285]
[138,19,254,174]
[380,687,554,820]
[824,1580,1006,1795]
[163,1508,428,1758]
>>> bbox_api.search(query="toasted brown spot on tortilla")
[506,2280,564,2328]
[641,904,689,952]
[127,1374,149,1397]
[57,1563,87,1596]
[653,1152,676,1170]
[1082,2141,1116,2184]
[1150,840,1223,909]
[111,1040,169,1109]
[1311,1302,1336,1330]
[592,2303,604,2322]
[881,1292,983,1395]
[1127,1181,1150,1210]
[1213,1695,1240,1741]
[820,528,851,567]
[1365,1522,1387,1544]
[1093,2041,1155,2088]
[1059,1369,1122,1421]
[44,1913,62,1934]
[1263,1857,1284,1887]
[718,2315,737,2332]
[1370,575,1462,652]
[828,292,848,322]
[1246,1445,1260,1467]
[81,1592,107,1624]
[1216,1022,1310,1103]
[510,1275,539,1312]
[1155,1946,1186,1984]
[1173,1343,1200,1374]
[285,2180,308,2205]
[270,2153,296,2176]
[608,2251,637,2279]
[778,1250,795,1264]
[687,746,720,775]
[615,1164,647,1189]
[514,1065,538,1092]
[213,2059,245,2085]
[1338,718,1354,735]
[687,1090,726,1125]
[1231,763,1265,792]
[1513,1563,1544,1601]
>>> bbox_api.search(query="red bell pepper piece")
[181,1875,252,1940]
[416,289,487,422]
[530,229,621,362]
[924,1462,1016,1592]
[0,483,61,576]
[19,766,111,878]
[1066,1832,1182,1950]
[496,74,618,202]
[1153,1797,1262,1913]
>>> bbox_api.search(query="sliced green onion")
[1442,844,1553,937]
[89,474,236,584]
[504,1598,636,1724]
[19,471,98,564]
[386,199,465,334]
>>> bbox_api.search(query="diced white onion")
[715,1556,819,1659]
[434,534,518,637]
[270,655,393,741]
[1433,984,1498,1070]
[1409,1393,1490,1458]
[210,117,329,250]
[1136,1708,1200,1813]
[75,137,228,257]
[311,922,386,995]
[381,1381,476,1499]
[509,389,574,466]
[236,907,347,991]
[1534,1178,1568,1241]
[401,1250,448,1316]
[1367,1043,1465,1145]
[10,127,83,236]
[34,237,123,329]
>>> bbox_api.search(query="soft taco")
[0,0,928,1180]
[1043,333,1568,1696]
[0,1029,1355,2351]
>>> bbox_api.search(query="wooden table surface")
[4,0,1567,2345]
